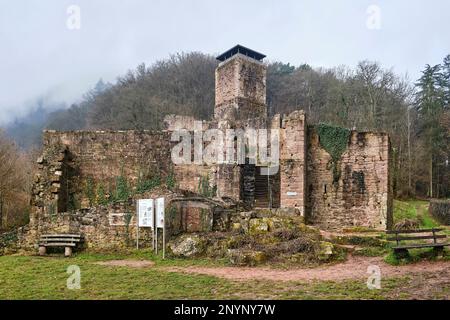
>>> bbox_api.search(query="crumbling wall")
[25,194,222,251]
[306,129,392,230]
[31,203,154,250]
[27,127,226,247]
[279,111,306,215]
[38,130,216,209]
[168,199,220,233]
[42,130,172,190]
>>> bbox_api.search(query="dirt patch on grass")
[164,255,450,282]
[95,260,155,268]
[387,269,450,299]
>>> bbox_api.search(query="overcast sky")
[1,0,449,125]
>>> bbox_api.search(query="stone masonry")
[307,129,393,230]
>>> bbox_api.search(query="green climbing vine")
[84,177,96,206]
[136,173,161,194]
[316,123,351,185]
[96,183,108,205]
[198,174,216,198]
[166,170,176,190]
[114,175,130,202]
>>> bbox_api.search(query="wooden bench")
[38,234,84,257]
[386,228,450,258]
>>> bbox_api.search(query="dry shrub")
[263,236,317,256]
[393,218,419,231]
[272,228,300,241]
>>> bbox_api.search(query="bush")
[393,218,419,231]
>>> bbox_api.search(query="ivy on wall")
[198,174,216,198]
[136,174,161,194]
[70,166,176,211]
[85,177,95,206]
[316,123,351,185]
[96,183,108,205]
[166,170,176,190]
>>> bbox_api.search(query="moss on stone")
[248,218,270,235]
[317,241,334,261]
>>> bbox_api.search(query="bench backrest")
[386,228,446,245]
[39,234,83,244]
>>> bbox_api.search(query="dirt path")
[95,260,155,268]
[164,256,450,282]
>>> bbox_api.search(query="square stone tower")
[214,45,268,202]
[214,45,267,124]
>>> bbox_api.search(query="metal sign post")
[155,228,158,255]
[136,200,139,249]
[156,197,165,259]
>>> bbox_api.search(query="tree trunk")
[0,197,3,230]
[407,107,412,194]
[429,155,433,199]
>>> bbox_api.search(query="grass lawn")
[2,247,449,300]
[0,251,430,300]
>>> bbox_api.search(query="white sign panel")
[155,197,165,228]
[138,199,154,227]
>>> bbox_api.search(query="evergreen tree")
[440,55,450,106]
[414,64,446,197]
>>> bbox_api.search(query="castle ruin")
[27,45,393,250]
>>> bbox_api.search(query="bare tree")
[0,131,31,230]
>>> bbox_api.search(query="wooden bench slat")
[41,234,82,238]
[40,238,81,242]
[393,243,450,250]
[386,228,443,234]
[39,241,77,244]
[387,235,447,241]
[39,243,77,247]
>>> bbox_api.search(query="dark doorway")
[241,160,280,209]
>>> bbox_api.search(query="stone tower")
[214,45,269,202]
[214,45,267,126]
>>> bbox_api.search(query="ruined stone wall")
[25,196,218,251]
[42,130,173,198]
[37,130,216,210]
[279,111,306,215]
[27,129,221,249]
[26,172,225,251]
[306,129,393,230]
[31,203,154,250]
